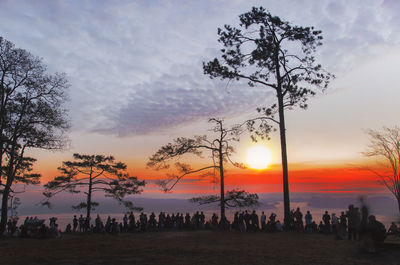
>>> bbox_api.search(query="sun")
[246,145,272,170]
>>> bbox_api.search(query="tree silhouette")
[43,153,145,219]
[203,7,333,225]
[147,118,258,218]
[0,36,69,234]
[364,127,400,214]
[190,189,259,209]
[0,155,40,219]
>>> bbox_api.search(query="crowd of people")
[4,216,61,238]
[4,205,399,244]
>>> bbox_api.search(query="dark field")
[1,231,399,265]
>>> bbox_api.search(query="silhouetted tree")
[0,36,69,234]
[190,189,259,209]
[203,7,333,225]
[147,118,258,218]
[364,127,400,214]
[0,156,40,217]
[43,153,145,219]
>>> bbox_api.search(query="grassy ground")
[0,231,399,265]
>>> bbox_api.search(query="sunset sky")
[1,0,400,214]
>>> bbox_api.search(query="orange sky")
[29,143,389,198]
[120,162,387,195]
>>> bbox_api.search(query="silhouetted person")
[365,215,386,252]
[65,224,72,233]
[232,212,239,231]
[339,211,347,239]
[7,219,12,235]
[84,216,90,232]
[244,211,250,231]
[73,215,78,232]
[239,212,245,232]
[347,205,361,240]
[78,214,84,232]
[149,212,157,230]
[95,214,103,233]
[318,221,324,233]
[359,200,369,239]
[129,212,135,232]
[250,210,259,231]
[294,208,303,232]
[261,211,266,231]
[200,212,205,228]
[123,214,128,231]
[322,211,331,233]
[211,213,218,230]
[388,222,399,236]
[105,216,112,233]
[49,217,57,229]
[140,212,148,231]
[305,210,313,234]
[331,213,338,236]
[268,213,277,232]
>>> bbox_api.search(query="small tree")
[43,153,145,220]
[190,189,259,209]
[1,155,40,218]
[0,36,69,234]
[147,118,259,218]
[203,7,333,225]
[364,127,400,214]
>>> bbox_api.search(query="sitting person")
[367,215,386,244]
[65,224,72,233]
[387,222,399,236]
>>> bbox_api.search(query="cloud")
[1,0,399,136]
[93,62,272,135]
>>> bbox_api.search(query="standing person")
[331,213,339,236]
[211,213,218,230]
[269,213,277,231]
[105,216,112,233]
[200,212,205,229]
[244,211,250,232]
[339,211,347,239]
[123,214,128,232]
[359,200,369,240]
[322,211,331,233]
[261,211,266,231]
[305,211,313,234]
[129,212,135,232]
[84,216,90,232]
[49,217,57,230]
[95,215,103,233]
[78,214,84,232]
[294,208,304,232]
[73,215,78,232]
[239,212,245,233]
[250,211,259,231]
[149,212,157,230]
[347,205,359,240]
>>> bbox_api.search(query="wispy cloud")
[1,0,399,136]
[94,63,271,135]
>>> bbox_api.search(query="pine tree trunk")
[397,197,400,215]
[277,87,290,228]
[86,174,93,220]
[219,144,225,219]
[0,180,11,235]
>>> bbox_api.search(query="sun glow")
[246,145,272,170]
